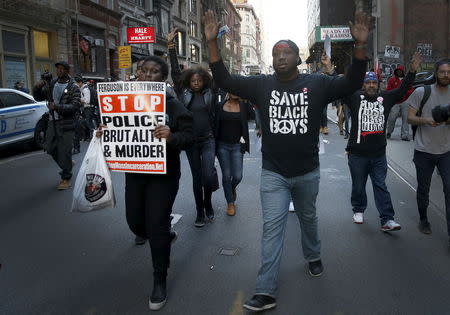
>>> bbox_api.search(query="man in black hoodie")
[345,52,421,231]
[204,9,371,312]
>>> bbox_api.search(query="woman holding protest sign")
[167,28,218,227]
[97,55,194,311]
[214,93,253,216]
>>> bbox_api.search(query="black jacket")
[33,76,81,130]
[214,99,253,153]
[165,94,195,176]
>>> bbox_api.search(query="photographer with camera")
[407,59,450,246]
[33,61,81,190]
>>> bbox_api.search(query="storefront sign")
[127,27,155,44]
[317,26,353,42]
[97,81,167,174]
[118,46,132,69]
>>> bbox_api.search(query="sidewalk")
[327,106,446,217]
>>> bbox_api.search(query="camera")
[432,104,450,123]
[41,71,53,83]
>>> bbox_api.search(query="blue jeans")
[255,168,321,296]
[216,142,243,203]
[186,138,216,213]
[347,154,395,225]
[413,150,450,236]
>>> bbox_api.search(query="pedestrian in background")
[214,93,252,216]
[386,65,415,141]
[34,61,81,190]
[14,80,30,94]
[203,9,370,311]
[344,52,421,231]
[168,29,218,227]
[407,58,450,246]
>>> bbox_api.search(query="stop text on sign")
[100,94,164,113]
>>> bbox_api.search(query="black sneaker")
[243,294,276,312]
[205,207,215,221]
[135,235,147,245]
[149,279,167,311]
[194,215,206,227]
[308,260,324,277]
[386,133,391,139]
[418,220,432,235]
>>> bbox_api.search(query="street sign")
[127,27,155,44]
[118,46,131,69]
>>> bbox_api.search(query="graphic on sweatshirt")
[357,95,385,144]
[268,88,309,135]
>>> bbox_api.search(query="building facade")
[0,0,69,89]
[373,0,450,84]
[69,0,122,80]
[233,0,260,75]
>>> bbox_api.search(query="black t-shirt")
[190,93,212,138]
[210,59,367,177]
[345,71,415,157]
[218,109,242,144]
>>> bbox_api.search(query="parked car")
[0,88,48,149]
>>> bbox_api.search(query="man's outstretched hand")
[203,10,219,42]
[349,10,373,44]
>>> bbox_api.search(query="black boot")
[149,277,167,311]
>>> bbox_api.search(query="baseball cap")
[55,61,70,70]
[364,72,378,83]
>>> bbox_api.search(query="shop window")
[2,31,25,54]
[4,56,28,89]
[33,31,50,59]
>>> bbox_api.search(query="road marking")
[0,151,44,165]
[229,290,245,315]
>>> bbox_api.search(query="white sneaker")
[381,220,401,232]
[289,202,295,212]
[353,212,364,224]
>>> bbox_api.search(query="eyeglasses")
[437,70,450,77]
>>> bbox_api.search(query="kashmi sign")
[127,27,155,44]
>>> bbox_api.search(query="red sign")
[127,27,155,44]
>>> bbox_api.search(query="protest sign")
[97,81,167,174]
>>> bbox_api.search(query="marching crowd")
[29,9,450,313]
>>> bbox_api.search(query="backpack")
[412,85,431,140]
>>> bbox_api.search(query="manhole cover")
[218,247,239,256]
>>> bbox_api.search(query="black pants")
[44,123,74,180]
[73,114,81,150]
[413,150,450,236]
[125,172,180,279]
[321,104,328,128]
[186,138,215,215]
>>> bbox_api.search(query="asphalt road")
[1,124,449,315]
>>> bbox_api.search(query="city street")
[1,122,449,315]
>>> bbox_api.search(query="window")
[177,31,186,56]
[129,0,144,7]
[107,0,114,9]
[189,0,197,13]
[246,14,249,22]
[2,31,26,54]
[189,21,197,37]
[33,31,50,58]
[0,92,32,108]
[161,9,169,36]
[245,26,250,34]
[190,44,199,62]
[246,49,250,58]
